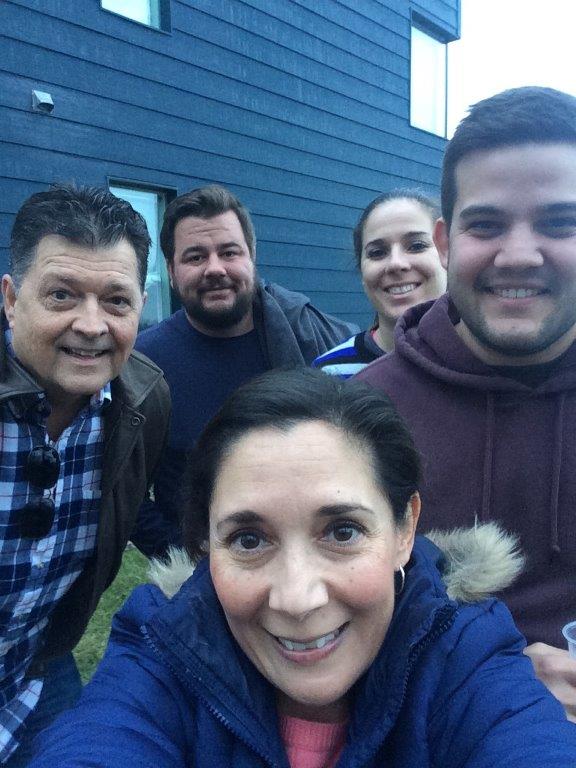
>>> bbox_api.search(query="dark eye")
[229,530,268,555]
[324,522,365,546]
[466,220,503,238]
[183,253,203,264]
[51,289,71,301]
[365,247,387,260]
[407,240,431,253]
[538,217,576,238]
[107,296,131,308]
[222,250,239,259]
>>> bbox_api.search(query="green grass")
[73,547,150,683]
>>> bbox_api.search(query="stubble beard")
[179,283,256,331]
[449,274,576,358]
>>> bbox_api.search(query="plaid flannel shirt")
[0,331,110,763]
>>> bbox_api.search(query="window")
[410,25,447,137]
[101,0,161,28]
[109,184,172,329]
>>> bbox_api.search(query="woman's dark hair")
[184,368,421,561]
[352,189,440,268]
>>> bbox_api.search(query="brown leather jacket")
[0,331,171,664]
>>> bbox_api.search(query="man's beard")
[180,281,256,331]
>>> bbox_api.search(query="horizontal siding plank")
[173,5,406,99]
[1,7,449,146]
[335,0,459,39]
[258,264,363,293]
[0,110,442,206]
[190,0,407,75]
[270,0,408,44]
[1,37,445,167]
[0,72,443,190]
[5,4,408,122]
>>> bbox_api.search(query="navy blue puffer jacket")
[31,531,576,767]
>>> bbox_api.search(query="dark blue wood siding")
[0,0,459,326]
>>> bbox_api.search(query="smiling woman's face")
[360,199,446,332]
[209,421,418,722]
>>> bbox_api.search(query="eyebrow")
[316,503,376,518]
[40,273,136,292]
[459,202,576,220]
[216,510,263,533]
[215,503,375,533]
[364,231,430,248]
[182,241,242,254]
[458,205,502,220]
[538,202,576,215]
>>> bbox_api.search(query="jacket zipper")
[349,605,457,768]
[142,626,283,768]
[400,605,457,704]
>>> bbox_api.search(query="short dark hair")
[183,367,421,561]
[10,184,151,290]
[442,86,576,229]
[160,184,256,263]
[353,189,440,267]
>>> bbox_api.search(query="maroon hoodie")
[356,294,576,647]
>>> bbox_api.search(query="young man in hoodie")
[356,86,576,722]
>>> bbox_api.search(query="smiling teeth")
[68,349,103,357]
[277,628,341,652]
[387,284,417,295]
[492,288,541,299]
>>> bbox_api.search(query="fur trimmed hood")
[149,522,524,603]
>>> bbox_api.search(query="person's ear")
[396,493,421,569]
[2,275,17,327]
[433,218,450,271]
[167,260,175,290]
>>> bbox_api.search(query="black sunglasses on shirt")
[16,445,60,539]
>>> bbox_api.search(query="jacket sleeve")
[427,600,576,768]
[130,378,184,559]
[130,446,186,558]
[30,586,192,768]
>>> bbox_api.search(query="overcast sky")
[447,0,576,134]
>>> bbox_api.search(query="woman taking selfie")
[314,190,446,377]
[32,370,576,767]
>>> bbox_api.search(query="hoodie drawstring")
[480,392,495,522]
[549,392,565,558]
[481,390,565,559]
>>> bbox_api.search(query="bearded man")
[135,184,357,554]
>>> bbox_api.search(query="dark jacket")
[31,526,576,767]
[134,280,358,556]
[356,294,576,646]
[252,280,359,367]
[0,330,171,663]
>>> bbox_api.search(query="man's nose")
[494,224,545,269]
[268,555,329,620]
[71,298,108,337]
[204,253,227,277]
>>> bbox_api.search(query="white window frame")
[109,183,172,329]
[101,0,161,28]
[410,24,448,138]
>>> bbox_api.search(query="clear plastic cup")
[562,621,576,658]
